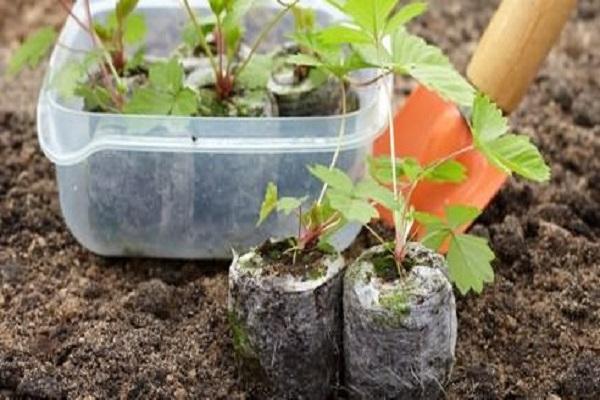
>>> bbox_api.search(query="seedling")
[7,0,306,116]
[259,0,550,294]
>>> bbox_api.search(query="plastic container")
[37,0,388,259]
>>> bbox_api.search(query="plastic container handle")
[467,0,577,113]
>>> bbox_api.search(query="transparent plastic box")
[37,0,388,259]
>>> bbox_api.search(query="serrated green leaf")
[125,46,146,72]
[447,234,495,295]
[481,134,551,182]
[368,155,403,184]
[123,13,147,44]
[414,211,448,250]
[116,0,140,22]
[308,165,354,195]
[425,160,468,183]
[344,0,397,39]
[318,25,372,45]
[257,182,278,226]
[421,227,451,252]
[149,59,184,94]
[385,2,427,34]
[470,93,550,182]
[402,158,423,182]
[223,0,256,29]
[51,61,84,99]
[446,205,481,229]
[75,84,114,112]
[413,211,443,226]
[471,93,508,144]
[7,27,57,76]
[292,5,316,33]
[286,53,324,68]
[390,28,475,106]
[171,88,197,116]
[354,42,393,67]
[237,54,272,90]
[327,189,379,224]
[277,196,308,215]
[123,87,174,115]
[355,179,400,211]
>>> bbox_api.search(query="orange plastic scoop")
[375,0,577,232]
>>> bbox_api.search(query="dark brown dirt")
[1,1,599,399]
[256,239,329,280]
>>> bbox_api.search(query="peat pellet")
[344,243,457,400]
[228,245,345,399]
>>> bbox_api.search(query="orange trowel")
[375,0,577,231]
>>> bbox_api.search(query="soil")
[1,0,599,399]
[256,239,329,280]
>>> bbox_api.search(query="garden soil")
[0,0,599,398]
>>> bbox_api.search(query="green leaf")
[413,211,443,226]
[481,134,550,182]
[385,2,427,34]
[257,182,278,226]
[123,13,147,44]
[149,59,184,94]
[94,22,113,43]
[447,234,495,295]
[318,25,372,45]
[51,62,84,99]
[355,179,400,211]
[286,53,324,69]
[446,205,481,229]
[414,211,449,250]
[354,42,393,67]
[424,160,468,183]
[123,87,174,115]
[223,0,256,29]
[368,155,403,184]
[209,0,226,16]
[125,46,146,72]
[171,88,198,116]
[116,0,140,22]
[292,5,316,33]
[308,165,354,195]
[390,28,475,106]
[471,93,508,143]
[327,189,379,224]
[470,94,550,182]
[7,27,57,76]
[402,158,423,182]
[236,54,272,90]
[278,196,308,215]
[75,84,114,112]
[344,0,398,39]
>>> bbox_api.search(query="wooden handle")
[467,0,577,113]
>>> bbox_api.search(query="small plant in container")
[243,0,549,398]
[8,0,386,258]
[301,1,551,397]
[226,20,373,397]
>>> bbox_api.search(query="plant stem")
[60,0,123,108]
[235,0,300,79]
[83,0,124,107]
[398,144,476,258]
[383,77,405,268]
[181,0,219,76]
[364,224,387,247]
[350,70,392,88]
[317,80,347,205]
